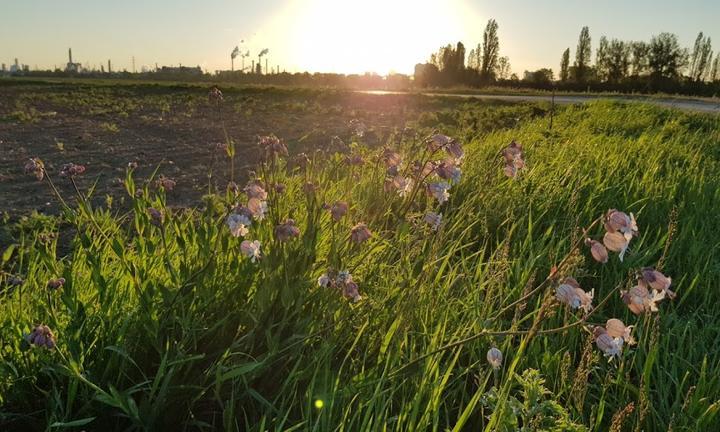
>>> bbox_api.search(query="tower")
[68,48,73,64]
[108,59,112,73]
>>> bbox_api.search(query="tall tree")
[480,19,500,81]
[496,56,511,80]
[595,36,610,81]
[689,32,712,81]
[648,33,688,79]
[711,54,720,82]
[630,41,649,76]
[560,48,570,82]
[606,39,631,83]
[574,26,592,83]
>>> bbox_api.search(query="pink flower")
[604,209,638,238]
[602,231,630,261]
[350,223,372,244]
[392,176,414,197]
[436,159,462,184]
[330,201,349,221]
[244,182,268,200]
[240,240,262,262]
[343,280,362,302]
[605,318,636,345]
[620,284,665,315]
[275,219,300,242]
[147,208,164,227]
[59,163,86,178]
[247,198,268,221]
[502,141,525,178]
[555,277,593,313]
[585,239,609,264]
[155,176,176,192]
[25,324,56,349]
[258,135,288,159]
[227,213,251,237]
[47,278,66,290]
[302,182,318,196]
[382,149,402,169]
[593,326,623,359]
[639,267,675,299]
[427,135,463,160]
[24,158,45,181]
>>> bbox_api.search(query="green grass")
[1,100,719,431]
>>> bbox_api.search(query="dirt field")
[0,80,547,216]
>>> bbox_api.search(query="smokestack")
[265,58,268,75]
[108,59,112,73]
[252,59,255,74]
[68,48,73,64]
[15,58,19,68]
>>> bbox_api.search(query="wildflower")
[128,161,138,169]
[208,86,223,103]
[605,318,636,345]
[318,273,331,288]
[427,181,451,204]
[349,119,367,137]
[345,154,364,166]
[273,183,286,194]
[350,223,372,244]
[247,198,268,221]
[59,163,86,178]
[244,182,268,200]
[227,181,239,196]
[593,326,623,359]
[412,160,437,177]
[227,213,251,237]
[24,158,45,181]
[302,182,317,196]
[486,347,503,369]
[602,231,630,261]
[604,209,638,238]
[382,149,402,169]
[392,176,414,197]
[337,270,352,284]
[428,134,463,160]
[502,141,525,178]
[555,277,594,313]
[330,201,349,221]
[585,238,609,264]
[155,176,176,192]
[240,240,262,262]
[621,284,665,315]
[446,140,464,161]
[436,159,462,184]
[275,219,300,242]
[8,276,24,286]
[639,267,675,299]
[343,280,362,302]
[47,278,66,290]
[423,212,442,231]
[294,152,310,169]
[147,208,164,227]
[25,324,56,349]
[258,135,288,159]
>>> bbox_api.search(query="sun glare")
[270,0,481,75]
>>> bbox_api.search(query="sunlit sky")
[1,0,718,76]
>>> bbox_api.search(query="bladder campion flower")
[424,212,442,231]
[343,280,362,302]
[427,181,451,204]
[25,324,57,349]
[155,176,176,192]
[330,201,348,221]
[436,159,462,184]
[585,239,609,263]
[240,240,262,262]
[318,273,331,288]
[244,182,268,200]
[392,176,414,197]
[487,347,503,369]
[275,219,300,242]
[555,277,594,313]
[350,223,372,244]
[147,208,164,227]
[259,135,288,158]
[621,284,665,315]
[502,141,525,178]
[59,163,86,178]
[382,149,402,169]
[47,278,66,290]
[593,326,623,359]
[227,213,251,237]
[247,198,268,221]
[24,158,45,181]
[605,319,636,345]
[639,267,675,299]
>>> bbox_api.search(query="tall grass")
[1,100,719,431]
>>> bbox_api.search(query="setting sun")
[272,0,482,74]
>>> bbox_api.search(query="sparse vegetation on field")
[1,83,719,431]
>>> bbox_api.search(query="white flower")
[227,213,251,237]
[240,240,262,263]
[486,347,503,369]
[427,181,451,204]
[337,270,352,284]
[318,274,331,288]
[423,212,442,231]
[555,277,593,313]
[393,176,414,197]
[248,198,268,221]
[594,327,624,359]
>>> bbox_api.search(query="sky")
[1,0,718,76]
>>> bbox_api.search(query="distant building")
[157,65,203,75]
[65,48,82,73]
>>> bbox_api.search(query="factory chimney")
[107,59,112,73]
[68,48,73,64]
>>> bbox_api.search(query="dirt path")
[359,90,720,114]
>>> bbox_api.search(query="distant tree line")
[414,21,720,97]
